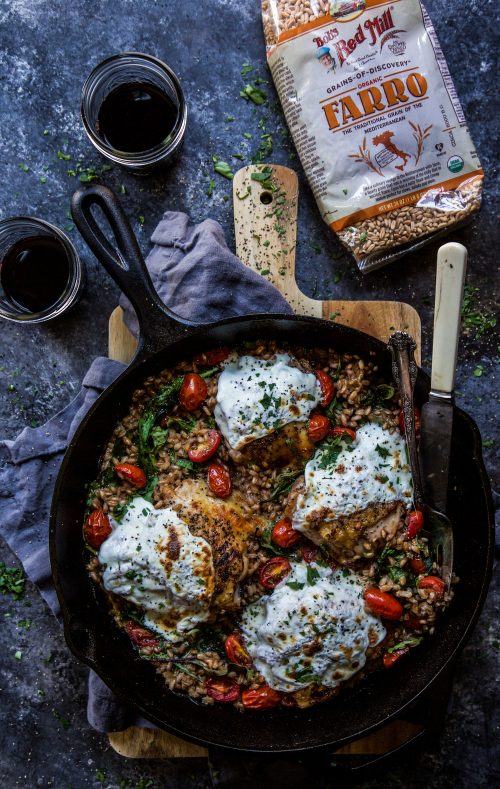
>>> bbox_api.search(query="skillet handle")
[71,184,196,353]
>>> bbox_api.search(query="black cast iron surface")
[0,0,498,786]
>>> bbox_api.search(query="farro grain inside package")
[262,0,483,272]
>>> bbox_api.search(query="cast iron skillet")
[50,185,494,753]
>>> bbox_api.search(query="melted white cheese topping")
[98,497,214,641]
[241,562,386,692]
[214,353,321,450]
[292,422,412,533]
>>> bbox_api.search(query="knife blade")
[420,242,467,514]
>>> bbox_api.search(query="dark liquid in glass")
[1,236,70,313]
[97,82,178,152]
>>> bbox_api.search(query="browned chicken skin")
[229,422,315,469]
[161,479,265,610]
[285,478,402,564]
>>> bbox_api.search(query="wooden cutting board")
[107,165,421,759]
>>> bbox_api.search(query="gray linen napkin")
[0,210,292,733]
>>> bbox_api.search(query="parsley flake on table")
[240,83,267,105]
[0,563,26,599]
[213,158,234,180]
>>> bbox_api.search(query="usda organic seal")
[447,156,464,173]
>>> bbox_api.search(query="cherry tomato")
[383,648,409,668]
[125,621,160,649]
[207,462,232,498]
[409,558,427,575]
[271,517,301,549]
[364,588,403,620]
[193,347,230,366]
[300,542,319,564]
[398,406,421,439]
[179,373,208,412]
[114,463,147,489]
[84,509,112,549]
[307,414,330,443]
[241,685,282,710]
[315,370,335,407]
[407,510,424,539]
[206,676,240,703]
[331,426,356,441]
[259,557,292,589]
[187,430,221,463]
[224,634,252,668]
[418,575,446,599]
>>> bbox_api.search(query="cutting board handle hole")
[260,191,273,204]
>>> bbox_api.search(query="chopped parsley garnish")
[362,384,395,407]
[268,467,303,501]
[388,637,423,653]
[286,581,305,590]
[294,667,321,684]
[317,436,345,469]
[375,444,391,459]
[169,452,196,472]
[306,565,320,585]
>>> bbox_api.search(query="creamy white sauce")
[98,497,214,640]
[241,562,386,692]
[214,353,320,450]
[292,422,412,534]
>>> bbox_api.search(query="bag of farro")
[262,0,483,272]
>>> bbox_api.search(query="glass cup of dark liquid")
[0,217,84,323]
[81,52,187,174]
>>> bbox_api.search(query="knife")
[420,242,467,513]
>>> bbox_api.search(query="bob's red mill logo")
[314,9,395,66]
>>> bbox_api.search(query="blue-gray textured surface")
[0,0,498,787]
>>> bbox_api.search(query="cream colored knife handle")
[431,242,467,394]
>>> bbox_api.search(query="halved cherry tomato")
[315,370,335,407]
[193,347,230,366]
[224,634,252,668]
[84,509,112,549]
[331,426,356,441]
[409,558,427,575]
[300,542,319,564]
[418,575,446,599]
[179,373,208,412]
[187,430,221,463]
[259,557,292,589]
[383,648,409,668]
[364,588,403,620]
[398,406,421,439]
[407,510,424,539]
[307,414,330,443]
[271,517,301,549]
[125,621,160,650]
[206,676,240,703]
[207,462,232,498]
[241,685,282,710]
[114,463,147,489]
